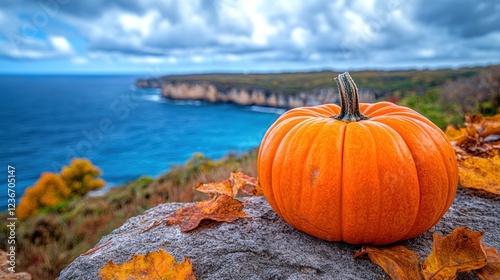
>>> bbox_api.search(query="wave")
[249,105,286,115]
[141,95,165,102]
[169,99,204,106]
[137,94,206,106]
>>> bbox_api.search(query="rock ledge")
[60,188,499,279]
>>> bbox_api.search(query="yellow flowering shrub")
[16,159,105,220]
[61,159,105,196]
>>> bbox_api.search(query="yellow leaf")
[477,245,500,280]
[98,249,195,280]
[458,150,500,195]
[166,194,247,232]
[421,227,488,280]
[445,124,468,145]
[354,245,422,280]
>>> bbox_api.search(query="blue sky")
[0,0,499,75]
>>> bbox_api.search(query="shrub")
[16,159,105,221]
[61,158,105,196]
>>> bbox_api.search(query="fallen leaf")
[195,172,262,197]
[445,114,500,195]
[445,124,469,146]
[477,245,500,280]
[166,194,247,232]
[458,150,500,195]
[98,249,195,280]
[467,114,500,138]
[354,245,422,280]
[230,171,263,196]
[421,227,488,280]
[195,179,235,197]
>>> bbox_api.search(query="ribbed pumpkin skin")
[257,101,458,245]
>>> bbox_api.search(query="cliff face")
[136,80,376,108]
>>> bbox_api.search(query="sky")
[0,0,499,75]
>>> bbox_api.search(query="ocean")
[0,75,283,210]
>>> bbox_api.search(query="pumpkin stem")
[333,72,369,122]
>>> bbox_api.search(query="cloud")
[49,36,73,53]
[0,34,74,60]
[0,0,499,70]
[412,0,500,38]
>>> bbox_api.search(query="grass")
[142,65,500,129]
[0,151,258,280]
[150,66,490,96]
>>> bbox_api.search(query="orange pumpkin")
[257,72,458,245]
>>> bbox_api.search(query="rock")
[153,81,348,109]
[59,187,499,279]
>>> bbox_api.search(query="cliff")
[135,79,376,108]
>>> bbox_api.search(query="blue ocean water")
[0,75,282,210]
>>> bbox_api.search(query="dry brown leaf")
[98,249,195,280]
[421,227,488,280]
[467,114,500,138]
[230,171,263,196]
[195,179,235,197]
[445,114,500,145]
[166,194,247,232]
[445,114,500,195]
[458,150,500,195]
[354,245,422,280]
[195,172,261,197]
[445,124,469,146]
[477,245,500,280]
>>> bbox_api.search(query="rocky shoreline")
[135,78,376,108]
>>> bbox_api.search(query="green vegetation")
[157,66,491,95]
[398,89,461,129]
[399,66,500,129]
[152,65,500,129]
[0,151,258,280]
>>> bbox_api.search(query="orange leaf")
[195,172,262,197]
[458,150,500,195]
[445,124,469,146]
[166,194,247,232]
[467,114,500,138]
[230,171,263,196]
[98,249,195,280]
[421,227,488,279]
[354,245,422,280]
[477,245,500,280]
[446,113,500,195]
[195,179,235,197]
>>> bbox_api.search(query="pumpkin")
[257,72,458,245]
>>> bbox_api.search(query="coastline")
[135,79,377,109]
[134,66,495,109]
